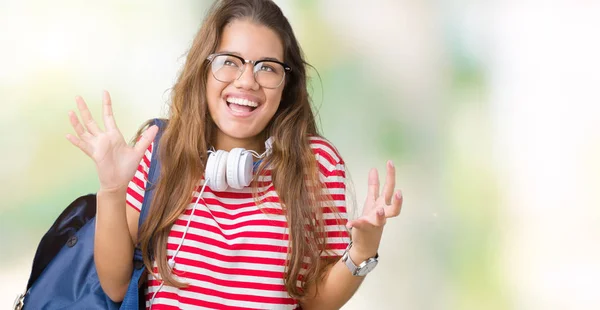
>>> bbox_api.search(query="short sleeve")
[125,142,154,213]
[311,137,351,258]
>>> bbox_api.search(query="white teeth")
[226,97,258,107]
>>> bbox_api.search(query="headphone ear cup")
[227,148,252,189]
[206,150,229,191]
[238,151,253,187]
[226,148,240,189]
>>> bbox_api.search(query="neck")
[214,131,264,153]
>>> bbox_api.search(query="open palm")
[346,161,403,257]
[66,91,158,192]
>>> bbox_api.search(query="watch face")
[357,259,378,276]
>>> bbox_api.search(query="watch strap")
[342,241,379,276]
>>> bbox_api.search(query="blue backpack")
[15,119,166,310]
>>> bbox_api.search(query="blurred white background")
[1,0,599,309]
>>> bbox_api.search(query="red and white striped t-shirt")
[126,136,351,309]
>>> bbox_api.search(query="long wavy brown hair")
[135,0,344,299]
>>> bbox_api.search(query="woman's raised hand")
[346,161,403,258]
[66,91,158,193]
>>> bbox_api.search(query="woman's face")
[206,19,285,151]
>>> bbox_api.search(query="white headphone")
[204,137,273,191]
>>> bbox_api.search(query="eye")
[257,62,279,73]
[260,65,275,72]
[219,55,242,68]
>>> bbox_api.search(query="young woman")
[66,0,403,309]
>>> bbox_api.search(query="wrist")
[97,186,128,201]
[342,241,379,277]
[98,185,128,196]
[348,242,377,265]
[348,248,372,265]
[348,243,378,264]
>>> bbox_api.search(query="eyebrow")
[217,50,283,63]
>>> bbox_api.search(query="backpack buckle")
[13,293,24,310]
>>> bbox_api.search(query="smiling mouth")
[226,97,259,113]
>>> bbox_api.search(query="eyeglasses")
[207,53,292,89]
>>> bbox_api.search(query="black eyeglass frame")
[207,53,292,89]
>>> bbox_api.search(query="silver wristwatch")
[341,241,379,277]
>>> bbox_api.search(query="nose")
[234,63,260,90]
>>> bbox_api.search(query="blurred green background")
[2,0,599,309]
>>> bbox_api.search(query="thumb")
[134,125,158,156]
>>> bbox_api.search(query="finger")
[374,207,387,226]
[347,208,386,230]
[366,168,379,204]
[65,133,92,157]
[133,125,159,156]
[381,160,396,205]
[346,217,368,230]
[75,96,102,135]
[68,110,91,140]
[102,90,118,132]
[68,110,85,136]
[385,190,403,218]
[365,207,386,227]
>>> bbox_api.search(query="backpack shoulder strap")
[115,119,168,309]
[138,118,167,227]
[132,118,167,263]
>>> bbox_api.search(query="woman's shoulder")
[308,135,344,167]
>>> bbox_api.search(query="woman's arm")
[66,91,157,301]
[94,189,138,302]
[299,245,376,309]
[300,162,403,309]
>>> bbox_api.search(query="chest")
[167,179,290,266]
